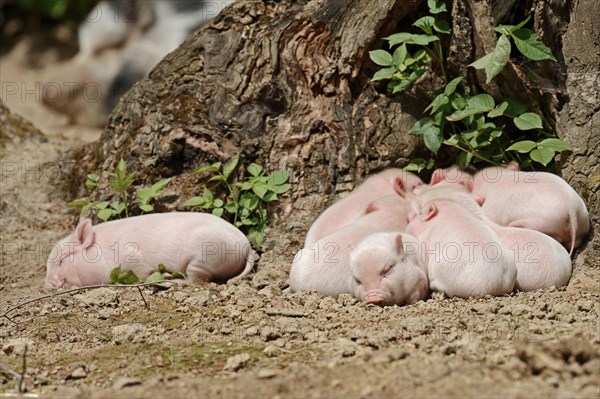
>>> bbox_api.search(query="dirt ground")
[1,37,599,399]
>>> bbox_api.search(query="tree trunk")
[61,0,598,254]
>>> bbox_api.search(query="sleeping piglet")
[349,232,428,306]
[472,166,590,255]
[290,196,415,300]
[411,185,572,292]
[406,197,517,298]
[304,169,423,246]
[44,212,254,288]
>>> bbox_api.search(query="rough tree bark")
[62,0,598,254]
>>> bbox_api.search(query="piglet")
[472,165,590,255]
[304,169,423,246]
[411,185,572,291]
[290,198,415,299]
[45,212,254,288]
[406,197,517,298]
[349,232,428,306]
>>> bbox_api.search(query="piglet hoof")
[430,291,447,301]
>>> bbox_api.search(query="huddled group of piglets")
[290,163,590,306]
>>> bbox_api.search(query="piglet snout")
[364,289,389,305]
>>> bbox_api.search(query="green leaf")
[504,98,527,117]
[111,202,126,215]
[433,19,451,34]
[408,34,439,46]
[192,164,221,174]
[426,93,449,113]
[208,175,225,182]
[450,94,466,110]
[446,94,495,121]
[213,199,224,208]
[410,118,435,135]
[427,0,447,14]
[158,263,167,273]
[514,112,543,130]
[538,138,572,152]
[494,16,530,35]
[385,32,413,46]
[423,126,443,154]
[404,158,434,173]
[511,29,557,61]
[468,52,493,70]
[413,16,435,35]
[85,174,100,192]
[372,67,396,81]
[171,272,186,280]
[202,188,214,203]
[251,182,268,199]
[212,208,224,217]
[484,34,511,83]
[223,158,239,179]
[506,140,538,153]
[392,44,408,67]
[270,183,291,194]
[94,201,110,210]
[136,178,171,206]
[139,204,153,213]
[270,170,289,186]
[247,163,264,177]
[117,270,140,285]
[488,101,509,118]
[444,77,463,96]
[145,272,165,283]
[97,209,114,221]
[530,147,556,166]
[109,266,122,284]
[67,198,91,208]
[263,191,278,202]
[457,151,474,169]
[183,196,206,207]
[248,228,265,246]
[369,50,394,66]
[225,201,237,214]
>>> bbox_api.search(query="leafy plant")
[469,16,557,83]
[184,158,291,246]
[145,263,186,283]
[371,3,571,172]
[109,264,186,285]
[68,159,171,222]
[109,266,139,285]
[370,0,450,94]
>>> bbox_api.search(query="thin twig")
[136,286,150,310]
[19,344,27,394]
[1,282,170,321]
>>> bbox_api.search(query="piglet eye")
[353,276,362,285]
[57,253,68,267]
[380,264,394,277]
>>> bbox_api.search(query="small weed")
[184,158,291,245]
[371,2,571,172]
[68,159,171,222]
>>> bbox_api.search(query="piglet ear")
[74,219,95,250]
[507,161,520,171]
[463,180,474,192]
[430,169,444,185]
[472,194,486,206]
[395,234,404,253]
[365,202,379,214]
[420,203,438,221]
[393,177,409,197]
